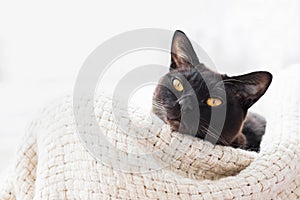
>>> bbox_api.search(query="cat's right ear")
[170,30,201,71]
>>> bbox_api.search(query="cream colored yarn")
[1,66,300,199]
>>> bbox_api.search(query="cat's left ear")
[228,71,273,109]
[170,30,201,71]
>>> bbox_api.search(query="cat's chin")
[166,118,180,132]
[168,119,202,137]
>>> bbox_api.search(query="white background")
[0,0,300,173]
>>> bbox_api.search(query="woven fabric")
[1,66,300,199]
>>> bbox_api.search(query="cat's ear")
[170,30,202,71]
[228,71,272,109]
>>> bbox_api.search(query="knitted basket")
[1,66,300,199]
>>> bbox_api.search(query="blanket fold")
[1,66,300,199]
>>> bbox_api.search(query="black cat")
[152,30,272,152]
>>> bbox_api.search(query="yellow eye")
[206,97,222,107]
[172,79,184,92]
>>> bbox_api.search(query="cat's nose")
[179,98,196,112]
[179,97,200,135]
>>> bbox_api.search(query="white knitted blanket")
[1,66,300,199]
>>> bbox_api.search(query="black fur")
[152,30,272,152]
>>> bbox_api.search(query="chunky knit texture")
[1,66,300,199]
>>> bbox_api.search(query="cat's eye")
[172,78,184,92]
[206,97,222,107]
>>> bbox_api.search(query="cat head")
[152,30,272,146]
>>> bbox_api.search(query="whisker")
[176,94,194,103]
[222,79,245,84]
[153,97,231,146]
[199,121,230,146]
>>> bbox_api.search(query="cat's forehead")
[166,69,222,87]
